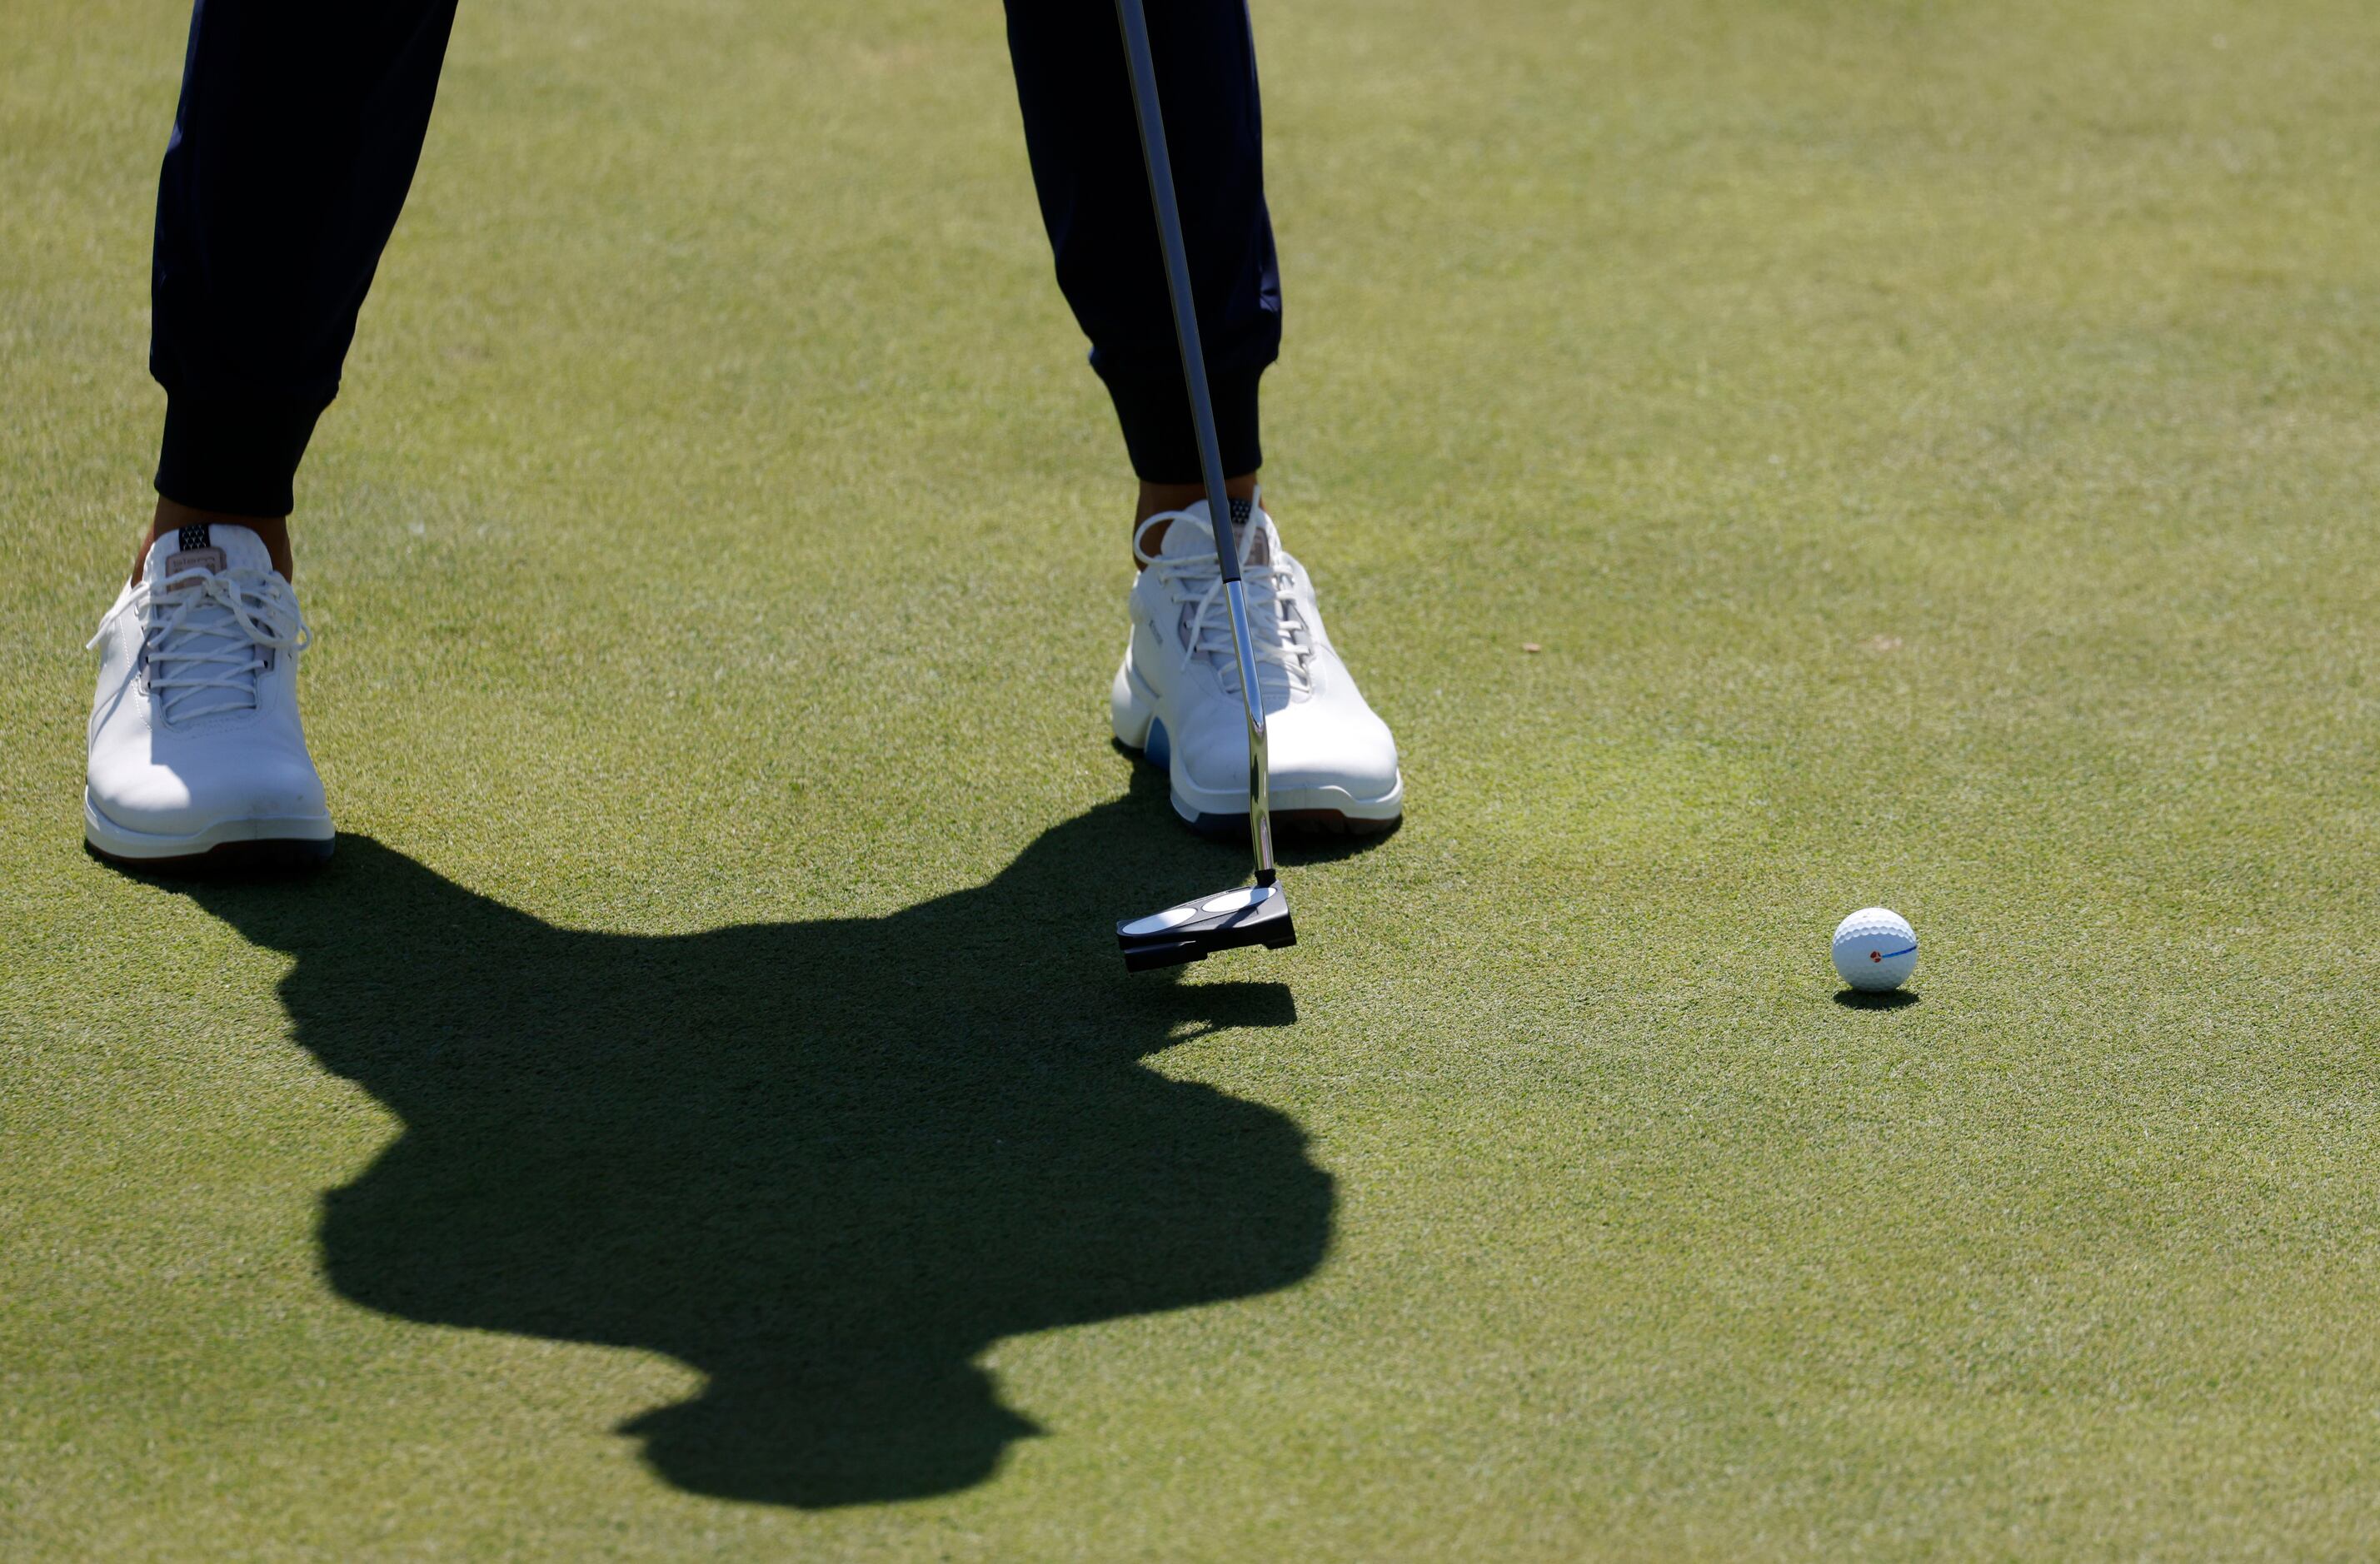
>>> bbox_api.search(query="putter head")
[1116,880,1295,972]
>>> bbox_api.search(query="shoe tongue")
[1155,499,1308,700]
[1158,498,1272,568]
[146,521,272,583]
[142,523,279,724]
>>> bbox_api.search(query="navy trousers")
[150,0,1281,516]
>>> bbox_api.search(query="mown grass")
[3,0,2377,1556]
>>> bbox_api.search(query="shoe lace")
[1135,509,1315,699]
[89,560,311,725]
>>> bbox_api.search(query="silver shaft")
[1111,0,1276,886]
[1225,579,1274,877]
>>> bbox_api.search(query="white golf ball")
[1831,907,1918,992]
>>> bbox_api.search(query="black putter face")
[1116,881,1295,972]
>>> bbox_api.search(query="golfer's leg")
[142,0,458,580]
[1005,0,1401,833]
[1002,0,1280,533]
[83,0,453,869]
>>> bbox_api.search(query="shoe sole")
[1111,662,1404,838]
[84,790,334,874]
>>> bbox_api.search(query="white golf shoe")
[1111,494,1402,834]
[84,523,332,868]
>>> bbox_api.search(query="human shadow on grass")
[166,773,1333,1509]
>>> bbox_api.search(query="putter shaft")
[1112,0,1275,887]
[1224,579,1275,881]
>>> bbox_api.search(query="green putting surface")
[6,0,2378,1554]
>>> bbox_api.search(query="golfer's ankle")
[135,498,293,584]
[1135,471,1257,566]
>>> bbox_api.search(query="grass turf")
[5,0,2380,1555]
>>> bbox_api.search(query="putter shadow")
[154,771,1331,1509]
[1833,989,1922,1010]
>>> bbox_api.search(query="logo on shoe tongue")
[164,521,225,579]
[164,547,227,578]
[1225,497,1272,564]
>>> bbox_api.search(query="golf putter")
[1112,0,1295,974]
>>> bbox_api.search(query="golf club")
[1111,0,1295,974]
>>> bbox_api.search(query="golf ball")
[1831,907,1918,991]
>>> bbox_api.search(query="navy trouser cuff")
[155,392,323,517]
[1105,366,1264,486]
